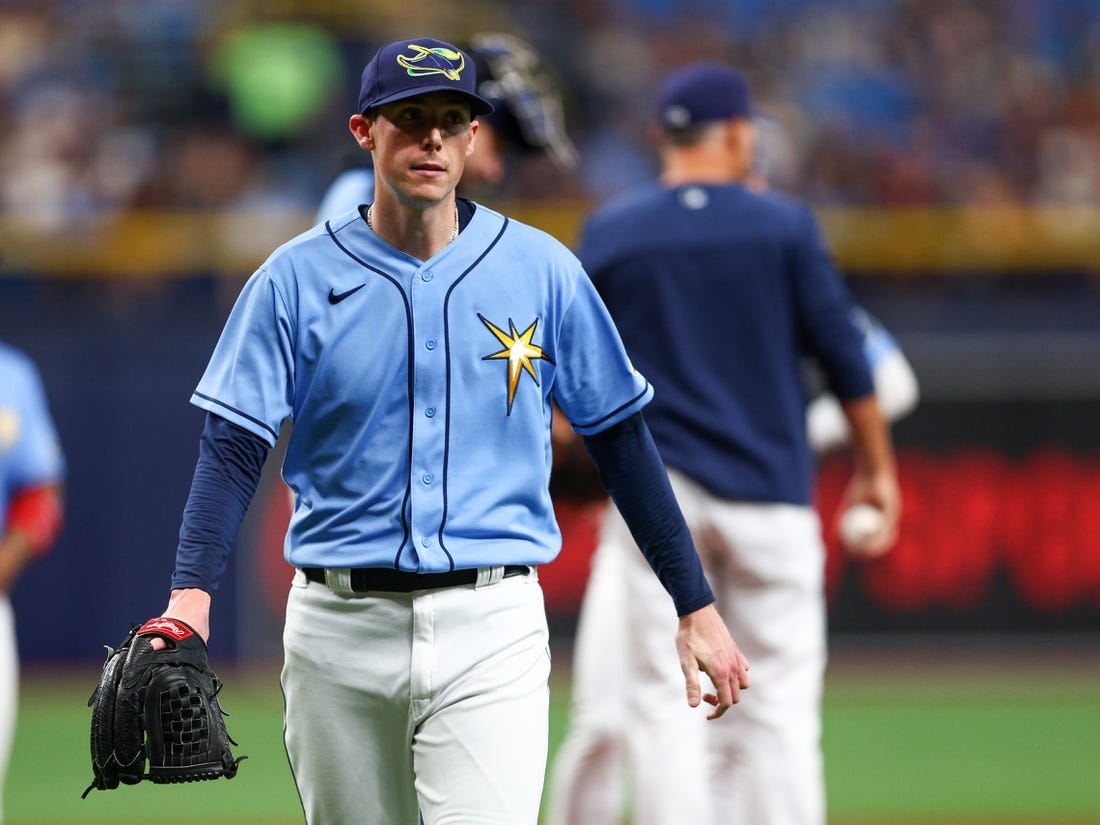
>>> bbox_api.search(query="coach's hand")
[676,603,750,719]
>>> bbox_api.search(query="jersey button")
[422,473,434,485]
[425,407,437,418]
[421,271,434,282]
[425,339,437,350]
[421,537,432,548]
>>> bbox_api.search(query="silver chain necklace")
[366,203,460,244]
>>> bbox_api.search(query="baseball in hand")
[839,504,886,554]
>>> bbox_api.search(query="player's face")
[359,93,478,209]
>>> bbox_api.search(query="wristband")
[7,484,63,556]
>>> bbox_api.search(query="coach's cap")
[358,37,495,116]
[657,62,751,130]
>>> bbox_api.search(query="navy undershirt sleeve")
[171,412,270,592]
[583,411,714,616]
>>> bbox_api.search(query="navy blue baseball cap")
[657,62,751,130]
[358,37,495,116]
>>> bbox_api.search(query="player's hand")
[675,603,750,720]
[839,468,901,558]
[149,587,212,651]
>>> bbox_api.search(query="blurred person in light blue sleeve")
[0,341,65,821]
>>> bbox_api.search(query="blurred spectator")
[1,0,1099,215]
[205,21,343,144]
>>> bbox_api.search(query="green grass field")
[8,641,1100,825]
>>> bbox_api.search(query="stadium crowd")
[1,0,1098,230]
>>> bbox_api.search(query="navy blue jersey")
[579,182,872,505]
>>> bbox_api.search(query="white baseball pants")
[282,567,550,825]
[548,469,827,825]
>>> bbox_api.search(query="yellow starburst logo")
[480,314,553,415]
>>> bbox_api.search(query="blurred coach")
[549,63,901,825]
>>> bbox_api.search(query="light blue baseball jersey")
[0,342,65,535]
[193,202,651,572]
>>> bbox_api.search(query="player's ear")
[349,114,375,151]
[728,118,754,177]
[465,118,479,157]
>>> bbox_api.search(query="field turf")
[8,640,1100,825]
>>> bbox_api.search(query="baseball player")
[311,29,582,535]
[151,38,749,825]
[546,63,901,825]
[0,341,64,820]
[546,303,918,825]
[315,32,577,221]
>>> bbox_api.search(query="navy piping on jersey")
[437,216,510,567]
[192,392,280,442]
[572,384,653,431]
[324,200,504,571]
[325,224,418,568]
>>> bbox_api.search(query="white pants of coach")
[281,566,550,825]
[548,468,826,825]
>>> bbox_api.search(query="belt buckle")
[474,566,505,589]
[323,568,355,596]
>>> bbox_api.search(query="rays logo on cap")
[397,43,466,80]
[359,38,493,115]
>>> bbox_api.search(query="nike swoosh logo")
[328,284,365,305]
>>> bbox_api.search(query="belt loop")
[475,565,505,589]
[324,567,355,597]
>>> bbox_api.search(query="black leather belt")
[302,565,530,594]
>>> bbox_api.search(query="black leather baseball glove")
[83,617,244,797]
